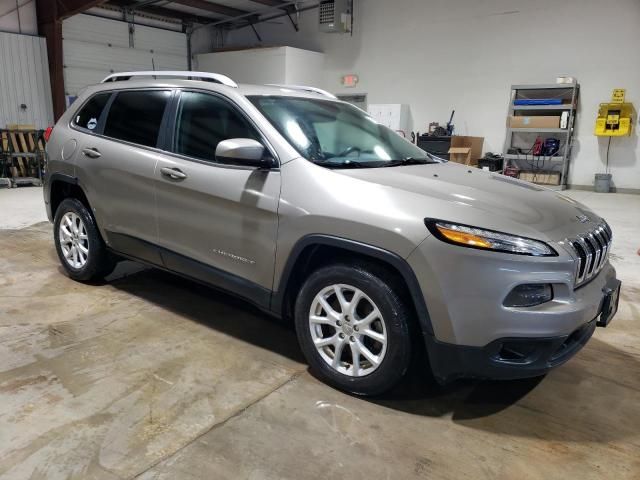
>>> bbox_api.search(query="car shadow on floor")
[108,263,306,364]
[106,263,640,443]
[368,338,640,442]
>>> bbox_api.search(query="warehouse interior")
[0,0,639,478]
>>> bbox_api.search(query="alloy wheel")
[309,284,388,377]
[58,212,89,269]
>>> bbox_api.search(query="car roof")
[84,78,336,101]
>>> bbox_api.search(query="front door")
[154,90,280,304]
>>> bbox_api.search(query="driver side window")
[173,91,260,162]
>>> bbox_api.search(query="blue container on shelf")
[514,99,563,106]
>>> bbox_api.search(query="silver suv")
[44,71,621,395]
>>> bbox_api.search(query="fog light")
[503,284,553,307]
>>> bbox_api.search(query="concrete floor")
[0,187,48,230]
[0,186,639,479]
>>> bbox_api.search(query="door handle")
[81,147,101,158]
[160,167,187,180]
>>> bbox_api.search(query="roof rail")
[266,84,337,99]
[101,71,238,88]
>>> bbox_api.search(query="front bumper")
[407,235,617,346]
[425,318,596,383]
[406,234,619,382]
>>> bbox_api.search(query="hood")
[338,162,600,242]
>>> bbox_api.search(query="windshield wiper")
[313,160,370,169]
[381,157,435,167]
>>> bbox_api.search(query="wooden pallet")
[1,124,46,185]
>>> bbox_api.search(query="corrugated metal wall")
[0,31,54,129]
[62,15,188,97]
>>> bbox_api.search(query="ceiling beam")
[108,1,219,24]
[247,0,291,8]
[168,0,250,18]
[195,0,304,30]
[37,0,108,23]
[107,0,136,6]
[127,0,164,6]
[136,5,218,24]
[246,0,295,13]
[228,2,316,30]
[57,0,108,19]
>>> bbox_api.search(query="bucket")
[594,173,612,193]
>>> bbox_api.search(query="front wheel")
[53,198,116,281]
[294,264,412,395]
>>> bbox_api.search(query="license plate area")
[597,279,621,327]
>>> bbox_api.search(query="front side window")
[73,92,111,131]
[173,91,260,162]
[249,96,438,168]
[103,90,171,148]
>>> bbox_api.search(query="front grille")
[567,222,612,287]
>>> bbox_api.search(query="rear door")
[154,90,280,302]
[74,89,172,260]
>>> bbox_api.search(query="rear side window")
[173,91,260,162]
[103,90,171,148]
[73,92,111,131]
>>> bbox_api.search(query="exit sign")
[341,74,359,87]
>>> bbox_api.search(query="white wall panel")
[225,0,640,191]
[62,14,187,97]
[283,47,324,86]
[0,31,54,129]
[196,47,324,86]
[197,47,287,85]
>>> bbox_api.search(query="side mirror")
[215,138,274,168]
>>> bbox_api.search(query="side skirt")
[106,231,272,312]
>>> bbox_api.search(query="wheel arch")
[271,235,434,337]
[48,173,91,220]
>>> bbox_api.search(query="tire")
[294,263,412,396]
[53,198,117,281]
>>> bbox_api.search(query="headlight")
[425,219,557,256]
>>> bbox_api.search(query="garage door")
[0,31,53,129]
[62,14,188,99]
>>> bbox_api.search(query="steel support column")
[35,0,107,120]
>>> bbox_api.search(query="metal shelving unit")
[503,83,579,190]
[512,104,574,111]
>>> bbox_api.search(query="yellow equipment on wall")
[594,88,636,136]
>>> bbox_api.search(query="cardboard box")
[518,171,561,185]
[508,116,560,129]
[448,147,471,165]
[450,136,484,165]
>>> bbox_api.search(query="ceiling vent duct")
[319,0,352,33]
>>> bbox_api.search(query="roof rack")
[101,71,238,88]
[266,84,337,99]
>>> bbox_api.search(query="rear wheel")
[54,198,116,281]
[295,263,412,395]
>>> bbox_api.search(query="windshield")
[248,96,441,168]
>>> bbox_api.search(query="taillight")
[44,126,54,142]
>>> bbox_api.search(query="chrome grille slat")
[583,236,596,275]
[601,239,609,269]
[572,241,585,282]
[589,233,602,272]
[566,222,612,288]
[594,228,607,269]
